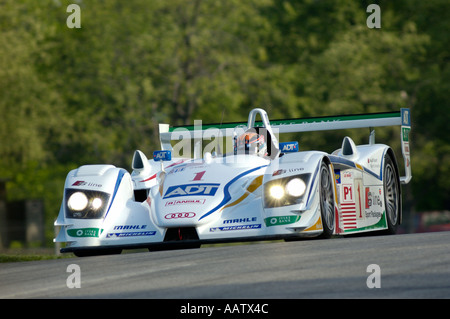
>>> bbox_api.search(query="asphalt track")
[1,231,450,299]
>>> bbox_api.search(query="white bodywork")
[54,108,412,255]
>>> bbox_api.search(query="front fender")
[54,165,135,246]
[264,151,327,210]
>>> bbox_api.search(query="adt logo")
[279,142,298,153]
[153,150,171,161]
[163,183,220,199]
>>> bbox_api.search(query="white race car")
[54,108,412,256]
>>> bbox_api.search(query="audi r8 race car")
[54,108,412,256]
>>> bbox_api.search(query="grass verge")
[0,248,74,263]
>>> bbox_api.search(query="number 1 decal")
[193,171,206,181]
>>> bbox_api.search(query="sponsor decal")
[402,127,411,142]
[106,231,156,238]
[165,199,206,206]
[403,142,410,156]
[165,212,196,219]
[279,141,299,153]
[223,217,257,224]
[168,167,185,175]
[365,187,371,209]
[113,225,147,230]
[365,187,382,209]
[71,181,102,188]
[365,211,382,218]
[272,169,285,176]
[153,150,171,161]
[272,168,304,176]
[334,169,341,184]
[67,228,100,238]
[367,158,380,170]
[163,183,220,199]
[264,215,300,227]
[401,108,411,126]
[342,171,352,179]
[210,224,261,232]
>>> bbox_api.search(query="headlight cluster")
[65,189,110,219]
[264,174,310,208]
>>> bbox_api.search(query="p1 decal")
[163,183,220,199]
[343,185,353,202]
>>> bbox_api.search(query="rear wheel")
[319,161,335,238]
[383,153,400,234]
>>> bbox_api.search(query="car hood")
[150,155,269,227]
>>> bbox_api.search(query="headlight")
[264,173,310,208]
[68,192,88,211]
[91,197,103,210]
[65,189,110,219]
[269,185,285,199]
[285,178,306,197]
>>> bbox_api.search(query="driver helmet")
[235,131,267,157]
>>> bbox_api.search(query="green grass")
[0,247,74,263]
[0,254,71,263]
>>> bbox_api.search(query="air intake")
[164,227,199,242]
[341,136,358,157]
[132,150,148,170]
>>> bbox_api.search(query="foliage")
[0,0,448,245]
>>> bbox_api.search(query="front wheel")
[319,161,335,238]
[383,153,401,234]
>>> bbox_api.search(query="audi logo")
[165,212,196,219]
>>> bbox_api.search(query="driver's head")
[236,130,267,157]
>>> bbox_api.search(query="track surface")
[1,231,450,299]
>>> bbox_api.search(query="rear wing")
[158,108,412,183]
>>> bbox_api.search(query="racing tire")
[318,161,335,239]
[382,153,401,235]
